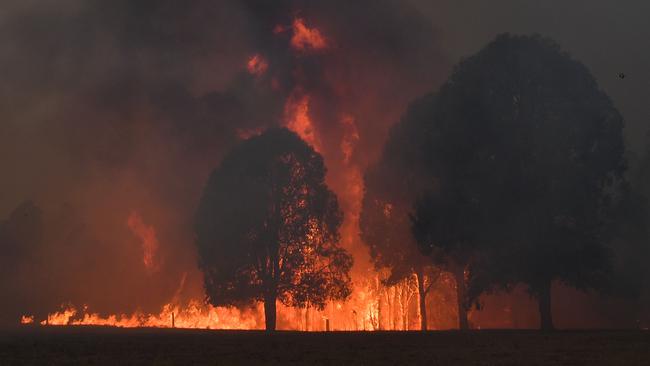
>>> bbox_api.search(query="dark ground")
[0,327,649,365]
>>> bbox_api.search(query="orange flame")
[35,302,262,329]
[290,18,328,52]
[247,54,268,77]
[18,10,517,333]
[284,91,321,151]
[41,308,76,326]
[127,211,159,273]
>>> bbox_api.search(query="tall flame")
[18,13,514,333]
[284,91,321,151]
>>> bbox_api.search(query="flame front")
[37,302,261,330]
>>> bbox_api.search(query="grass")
[1,327,649,365]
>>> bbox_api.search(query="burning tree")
[419,34,627,330]
[195,128,353,331]
[360,94,439,331]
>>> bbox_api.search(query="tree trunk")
[399,285,406,331]
[453,266,469,330]
[416,270,428,331]
[376,276,383,330]
[385,288,390,330]
[264,292,277,331]
[538,280,554,331]
[391,286,397,330]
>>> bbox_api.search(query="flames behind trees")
[3,0,647,331]
[194,128,352,331]
[2,0,451,330]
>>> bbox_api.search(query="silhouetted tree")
[621,145,650,325]
[425,34,626,330]
[195,128,353,331]
[409,145,508,331]
[411,194,487,330]
[360,94,439,331]
[402,82,516,330]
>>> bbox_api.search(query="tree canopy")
[195,128,353,330]
[413,34,627,330]
[360,93,439,330]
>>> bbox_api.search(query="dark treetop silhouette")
[411,34,627,330]
[407,92,499,330]
[195,128,353,331]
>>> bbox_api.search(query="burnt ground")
[1,327,649,365]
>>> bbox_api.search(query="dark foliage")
[360,94,439,330]
[195,128,352,330]
[415,34,627,330]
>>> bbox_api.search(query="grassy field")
[1,327,649,365]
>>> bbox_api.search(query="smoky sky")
[3,1,648,212]
[411,0,650,151]
[0,0,647,326]
[0,0,447,322]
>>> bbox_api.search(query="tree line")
[3,34,647,331]
[195,34,648,331]
[360,34,648,330]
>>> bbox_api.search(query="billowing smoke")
[0,0,447,325]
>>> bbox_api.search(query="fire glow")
[38,302,260,330]
[290,18,328,51]
[18,15,514,333]
[284,91,321,152]
[127,211,159,273]
[247,54,268,77]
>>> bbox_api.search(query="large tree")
[618,145,650,325]
[422,34,626,330]
[407,96,510,330]
[411,193,488,330]
[360,94,439,331]
[195,128,353,331]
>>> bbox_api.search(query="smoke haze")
[1,0,647,328]
[0,0,446,324]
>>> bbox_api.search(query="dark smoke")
[411,0,650,151]
[5,0,644,329]
[0,0,446,325]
